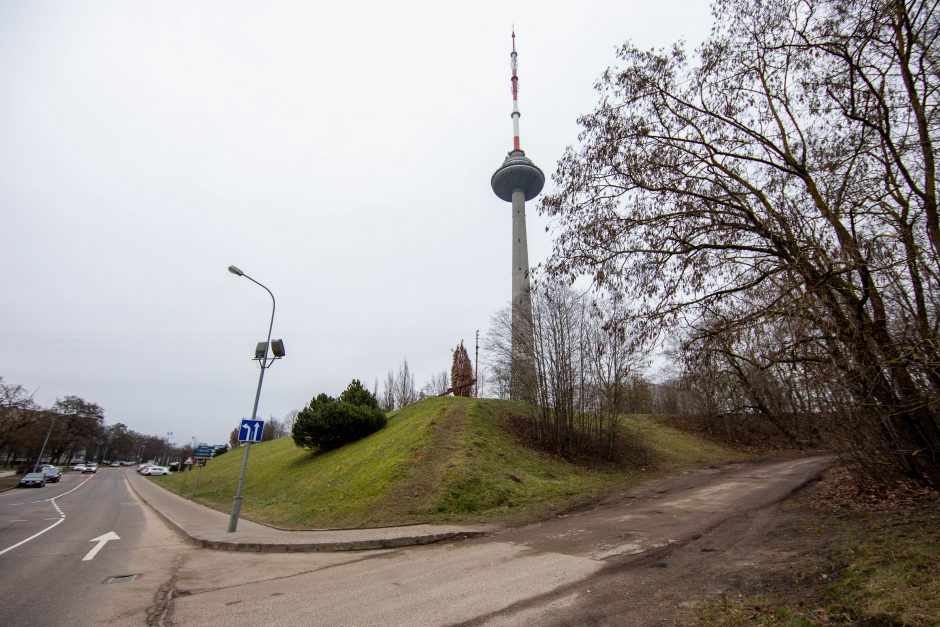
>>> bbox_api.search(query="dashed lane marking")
[0,474,95,556]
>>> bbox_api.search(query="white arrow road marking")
[82,531,120,561]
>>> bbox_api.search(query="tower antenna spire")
[510,28,521,151]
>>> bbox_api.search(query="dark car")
[41,466,62,483]
[18,473,46,488]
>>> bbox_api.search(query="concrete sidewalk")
[124,471,495,553]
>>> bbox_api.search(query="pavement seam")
[146,553,184,627]
[175,549,401,598]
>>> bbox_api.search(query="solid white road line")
[0,517,66,556]
[0,473,95,556]
[45,474,95,501]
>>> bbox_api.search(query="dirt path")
[464,455,834,625]
[371,399,470,521]
[166,455,833,626]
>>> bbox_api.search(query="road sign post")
[230,419,265,526]
[192,461,204,496]
[226,265,283,533]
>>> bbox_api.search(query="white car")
[142,466,170,476]
[72,463,87,472]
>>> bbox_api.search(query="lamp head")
[228,265,244,277]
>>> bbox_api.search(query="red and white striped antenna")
[510,28,522,152]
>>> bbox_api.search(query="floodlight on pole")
[226,264,283,533]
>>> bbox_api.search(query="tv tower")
[491,29,544,399]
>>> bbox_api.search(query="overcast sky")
[1,0,712,447]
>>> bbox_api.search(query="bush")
[292,391,387,451]
[337,379,381,410]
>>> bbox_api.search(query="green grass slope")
[158,397,741,529]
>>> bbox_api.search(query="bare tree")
[283,409,300,434]
[262,416,287,440]
[381,370,396,412]
[420,370,450,398]
[393,359,417,409]
[540,0,940,486]
[483,307,514,400]
[0,378,37,453]
[486,287,648,460]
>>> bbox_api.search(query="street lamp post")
[180,435,197,495]
[33,414,58,473]
[159,432,173,466]
[187,435,196,469]
[227,265,281,533]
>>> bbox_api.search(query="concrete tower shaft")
[490,30,543,400]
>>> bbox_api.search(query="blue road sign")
[193,445,215,459]
[238,419,265,443]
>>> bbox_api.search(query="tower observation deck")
[491,30,543,400]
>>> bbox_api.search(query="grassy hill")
[158,397,741,529]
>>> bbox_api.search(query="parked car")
[72,463,86,472]
[18,473,46,488]
[41,466,62,483]
[137,464,152,474]
[82,464,97,474]
[142,466,170,476]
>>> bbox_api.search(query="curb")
[124,475,490,553]
[181,530,490,553]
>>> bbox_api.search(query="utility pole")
[33,414,58,473]
[475,329,480,398]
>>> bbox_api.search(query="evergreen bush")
[292,383,387,451]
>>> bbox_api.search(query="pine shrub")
[292,383,387,451]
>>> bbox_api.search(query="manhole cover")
[106,574,138,584]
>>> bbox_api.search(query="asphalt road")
[0,456,833,625]
[0,469,184,627]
